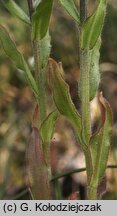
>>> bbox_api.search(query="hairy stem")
[33,40,46,123]
[87,186,97,200]
[27,0,46,123]
[80,0,91,144]
[80,0,90,144]
[80,0,94,199]
[80,50,91,144]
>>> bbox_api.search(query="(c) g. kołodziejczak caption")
[0,0,113,199]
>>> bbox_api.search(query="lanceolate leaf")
[40,110,59,162]
[90,93,113,185]
[88,38,101,100]
[79,39,101,101]
[26,127,51,199]
[48,58,81,142]
[2,0,30,25]
[0,25,38,96]
[32,0,53,40]
[58,0,80,24]
[81,0,107,49]
[40,31,51,70]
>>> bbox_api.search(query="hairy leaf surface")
[40,31,51,70]
[88,38,101,100]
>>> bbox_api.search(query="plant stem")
[80,50,91,144]
[80,0,94,199]
[80,0,90,145]
[87,186,97,200]
[33,40,47,122]
[27,0,46,123]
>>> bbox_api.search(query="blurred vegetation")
[0,0,117,199]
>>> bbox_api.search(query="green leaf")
[79,39,101,101]
[40,31,51,70]
[58,0,80,24]
[0,25,38,96]
[40,110,59,162]
[2,0,30,25]
[32,0,53,40]
[88,38,101,100]
[26,127,51,199]
[40,111,58,145]
[81,0,107,49]
[48,58,81,143]
[90,93,113,186]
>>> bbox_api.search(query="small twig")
[80,0,88,24]
[107,165,117,169]
[27,0,34,20]
[51,168,86,182]
[51,165,117,182]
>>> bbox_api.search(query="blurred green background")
[0,0,117,199]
